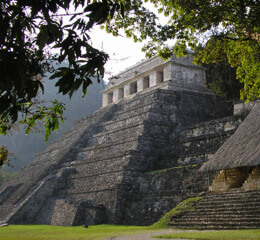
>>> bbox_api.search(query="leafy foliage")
[205,60,243,101]
[146,0,260,101]
[20,100,65,141]
[0,146,9,167]
[0,0,111,140]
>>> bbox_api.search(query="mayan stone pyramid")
[0,54,236,226]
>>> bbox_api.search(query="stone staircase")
[169,191,260,229]
[0,103,119,223]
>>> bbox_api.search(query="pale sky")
[89,27,146,83]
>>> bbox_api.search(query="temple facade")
[102,54,210,107]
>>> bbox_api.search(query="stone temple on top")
[102,54,211,107]
[0,53,257,228]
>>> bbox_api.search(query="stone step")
[36,114,171,160]
[182,211,260,219]
[89,124,144,145]
[180,115,243,140]
[108,109,150,123]
[194,204,260,213]
[0,186,35,219]
[92,121,171,143]
[198,198,260,206]
[176,135,230,158]
[71,104,118,130]
[116,90,177,111]
[63,152,157,175]
[155,152,212,169]
[101,108,171,132]
[32,136,140,166]
[202,193,260,202]
[173,217,260,224]
[169,222,260,230]
[175,154,212,166]
[204,192,260,200]
[64,171,124,194]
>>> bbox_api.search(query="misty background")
[0,67,105,174]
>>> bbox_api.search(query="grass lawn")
[2,225,260,240]
[154,229,260,240]
[0,224,155,240]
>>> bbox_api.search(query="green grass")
[151,196,203,229]
[154,229,260,240]
[0,224,155,240]
[2,225,260,240]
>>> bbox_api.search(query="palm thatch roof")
[200,102,260,172]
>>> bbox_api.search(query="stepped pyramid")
[0,54,236,226]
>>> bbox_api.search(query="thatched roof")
[200,102,260,172]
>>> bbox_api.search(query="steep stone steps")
[0,204,13,220]
[185,212,260,218]
[63,171,124,194]
[103,112,171,132]
[31,136,141,167]
[62,151,157,177]
[36,98,171,155]
[169,221,260,230]
[0,184,35,220]
[169,191,260,229]
[193,202,260,210]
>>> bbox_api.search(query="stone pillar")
[137,78,143,92]
[124,83,130,97]
[102,93,108,107]
[143,76,150,90]
[118,87,124,100]
[113,88,119,102]
[149,72,157,87]
[163,63,171,82]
